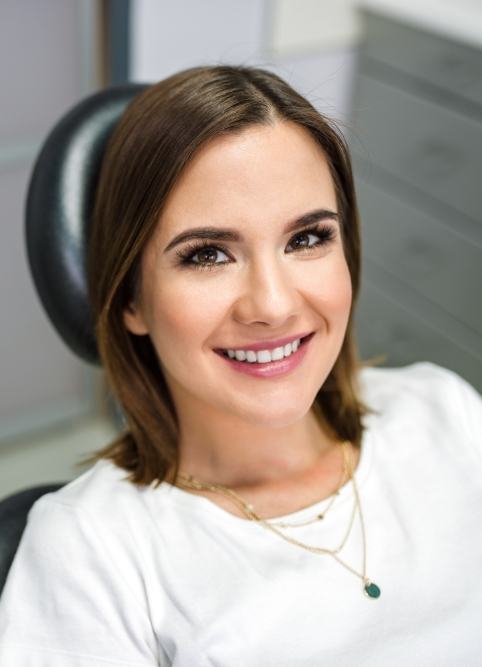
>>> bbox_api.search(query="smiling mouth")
[214,331,315,364]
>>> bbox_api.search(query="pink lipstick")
[214,332,315,378]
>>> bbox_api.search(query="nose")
[233,254,302,328]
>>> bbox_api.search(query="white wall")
[129,0,363,124]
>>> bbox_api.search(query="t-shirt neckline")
[157,426,374,527]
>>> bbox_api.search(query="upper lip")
[215,331,313,352]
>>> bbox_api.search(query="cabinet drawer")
[355,270,482,393]
[361,11,482,108]
[352,74,482,224]
[355,178,482,335]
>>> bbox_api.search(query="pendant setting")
[363,580,381,598]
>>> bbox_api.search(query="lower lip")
[214,333,315,378]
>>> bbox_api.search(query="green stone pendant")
[364,580,381,598]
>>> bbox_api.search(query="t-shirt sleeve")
[0,495,161,666]
[447,367,482,454]
[426,361,482,462]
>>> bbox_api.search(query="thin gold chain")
[176,441,380,597]
[177,440,349,529]
[270,440,349,528]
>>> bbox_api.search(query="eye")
[175,223,337,271]
[286,225,337,253]
[176,242,230,271]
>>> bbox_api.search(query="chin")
[229,397,313,429]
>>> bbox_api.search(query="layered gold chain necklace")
[176,441,381,598]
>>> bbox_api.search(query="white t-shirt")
[0,361,481,666]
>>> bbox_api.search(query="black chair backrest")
[0,484,66,594]
[25,83,147,363]
[0,85,149,595]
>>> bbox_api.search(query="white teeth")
[271,346,285,361]
[224,338,302,363]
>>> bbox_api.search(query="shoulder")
[0,467,160,663]
[37,458,144,514]
[25,459,153,551]
[359,358,462,390]
[4,460,157,619]
[359,360,482,443]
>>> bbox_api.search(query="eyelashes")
[175,224,338,272]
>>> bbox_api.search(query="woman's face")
[124,120,352,429]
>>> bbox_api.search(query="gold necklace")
[270,439,349,528]
[179,440,349,529]
[176,441,381,598]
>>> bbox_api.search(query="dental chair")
[0,83,147,595]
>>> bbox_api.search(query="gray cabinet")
[350,8,482,391]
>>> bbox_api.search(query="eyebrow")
[163,208,339,253]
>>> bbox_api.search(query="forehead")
[157,121,337,236]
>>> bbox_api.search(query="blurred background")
[1,0,481,499]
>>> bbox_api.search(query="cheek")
[334,261,353,312]
[146,278,226,358]
[307,254,353,318]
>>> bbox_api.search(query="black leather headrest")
[25,83,148,364]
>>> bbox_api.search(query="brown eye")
[195,247,221,265]
[175,223,337,271]
[290,231,318,249]
[287,225,337,253]
[176,242,231,271]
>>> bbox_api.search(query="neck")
[169,404,340,490]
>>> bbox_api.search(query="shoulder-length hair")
[82,64,380,487]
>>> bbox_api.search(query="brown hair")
[82,64,381,487]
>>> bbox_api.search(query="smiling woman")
[118,118,356,490]
[1,64,481,667]
[86,65,368,496]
